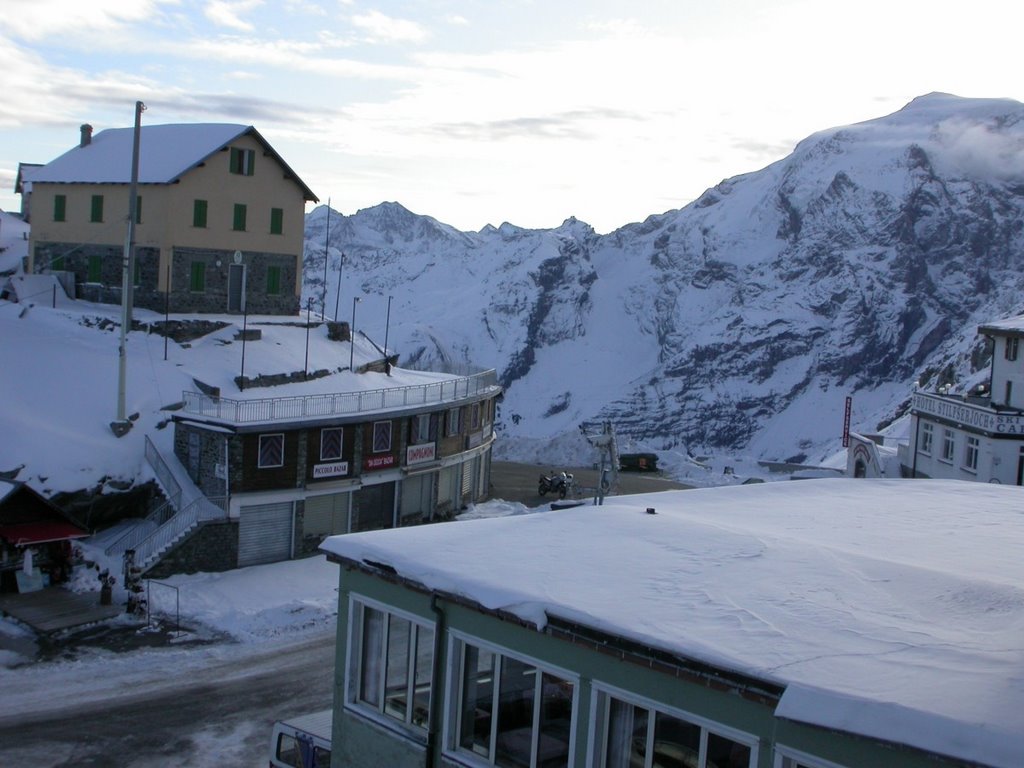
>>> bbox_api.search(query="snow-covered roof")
[979,314,1024,335]
[322,479,1024,768]
[28,123,317,201]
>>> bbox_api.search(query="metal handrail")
[144,435,183,506]
[179,369,500,425]
[133,495,227,571]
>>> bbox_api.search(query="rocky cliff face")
[304,94,1024,465]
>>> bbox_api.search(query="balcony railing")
[180,369,500,425]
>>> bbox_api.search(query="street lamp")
[383,295,393,375]
[349,296,362,370]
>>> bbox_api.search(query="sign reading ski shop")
[364,454,396,471]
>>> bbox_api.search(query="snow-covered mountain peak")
[303,94,1024,470]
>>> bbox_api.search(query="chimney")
[80,124,93,148]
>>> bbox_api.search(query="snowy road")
[0,629,335,767]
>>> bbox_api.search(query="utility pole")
[112,100,145,437]
[321,197,330,318]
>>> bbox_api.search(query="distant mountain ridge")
[302,93,1024,467]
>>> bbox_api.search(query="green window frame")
[266,265,281,295]
[193,199,208,228]
[229,147,255,176]
[233,203,247,232]
[190,261,206,292]
[90,194,104,223]
[270,207,283,235]
[53,194,66,222]
[87,255,102,283]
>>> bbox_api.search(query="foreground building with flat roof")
[321,479,1023,768]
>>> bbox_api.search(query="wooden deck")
[0,588,122,633]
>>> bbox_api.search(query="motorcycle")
[538,471,574,499]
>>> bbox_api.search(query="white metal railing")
[133,496,227,571]
[144,435,183,509]
[180,369,500,425]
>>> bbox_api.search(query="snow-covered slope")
[304,93,1024,466]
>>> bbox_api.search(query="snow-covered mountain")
[303,93,1024,467]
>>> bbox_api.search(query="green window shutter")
[233,203,247,231]
[134,256,141,286]
[53,195,66,222]
[193,199,208,228]
[190,261,206,292]
[90,194,103,222]
[266,265,281,295]
[134,195,142,224]
[246,149,255,176]
[87,255,102,282]
[229,147,240,174]
[270,207,283,235]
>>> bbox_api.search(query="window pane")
[373,421,392,453]
[460,645,495,757]
[495,655,536,768]
[321,428,343,461]
[359,606,384,707]
[537,673,573,768]
[652,712,701,768]
[384,615,411,721]
[276,734,300,766]
[413,625,434,729]
[606,699,648,768]
[706,731,751,768]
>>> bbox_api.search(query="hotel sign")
[312,461,348,479]
[406,443,437,466]
[912,393,1024,436]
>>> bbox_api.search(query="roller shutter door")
[238,502,293,567]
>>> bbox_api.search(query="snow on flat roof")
[979,314,1024,334]
[29,124,249,185]
[322,479,1024,767]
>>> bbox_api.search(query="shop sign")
[407,443,436,465]
[313,461,348,479]
[364,454,396,471]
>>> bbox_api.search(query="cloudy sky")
[1,0,1022,233]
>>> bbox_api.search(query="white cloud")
[1,0,170,41]
[203,0,263,32]
[351,10,428,44]
[446,14,470,26]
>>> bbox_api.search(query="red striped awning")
[0,521,88,546]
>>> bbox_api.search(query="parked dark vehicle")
[538,471,574,499]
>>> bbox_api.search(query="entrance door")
[228,264,246,313]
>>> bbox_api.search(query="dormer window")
[229,147,255,176]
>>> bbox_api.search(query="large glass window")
[352,600,434,732]
[919,422,933,455]
[447,407,462,437]
[941,429,955,463]
[455,640,574,767]
[1006,337,1019,362]
[964,436,979,472]
[411,413,434,445]
[594,691,754,768]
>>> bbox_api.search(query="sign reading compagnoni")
[406,443,436,466]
